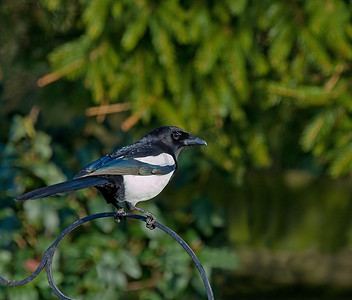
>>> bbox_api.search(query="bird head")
[142,126,207,158]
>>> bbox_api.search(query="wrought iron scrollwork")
[0,212,214,300]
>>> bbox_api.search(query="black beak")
[183,135,207,146]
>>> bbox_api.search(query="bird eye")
[172,132,182,140]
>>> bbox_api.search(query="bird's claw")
[126,203,157,230]
[146,215,156,230]
[114,207,126,223]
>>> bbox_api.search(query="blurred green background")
[2,0,352,299]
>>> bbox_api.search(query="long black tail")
[15,177,108,201]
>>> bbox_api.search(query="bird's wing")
[73,154,175,179]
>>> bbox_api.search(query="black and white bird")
[16,126,207,229]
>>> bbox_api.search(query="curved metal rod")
[0,212,214,300]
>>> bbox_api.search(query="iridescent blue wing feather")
[74,155,175,178]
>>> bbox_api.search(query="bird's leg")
[112,202,126,223]
[135,207,157,230]
[126,202,157,230]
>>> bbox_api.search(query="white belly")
[123,171,174,206]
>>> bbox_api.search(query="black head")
[141,126,207,157]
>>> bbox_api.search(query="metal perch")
[0,212,214,300]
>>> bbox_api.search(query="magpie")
[16,126,207,229]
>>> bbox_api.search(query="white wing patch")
[123,171,174,206]
[134,153,175,166]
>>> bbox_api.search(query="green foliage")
[31,0,352,178]
[0,116,233,299]
[3,0,352,298]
